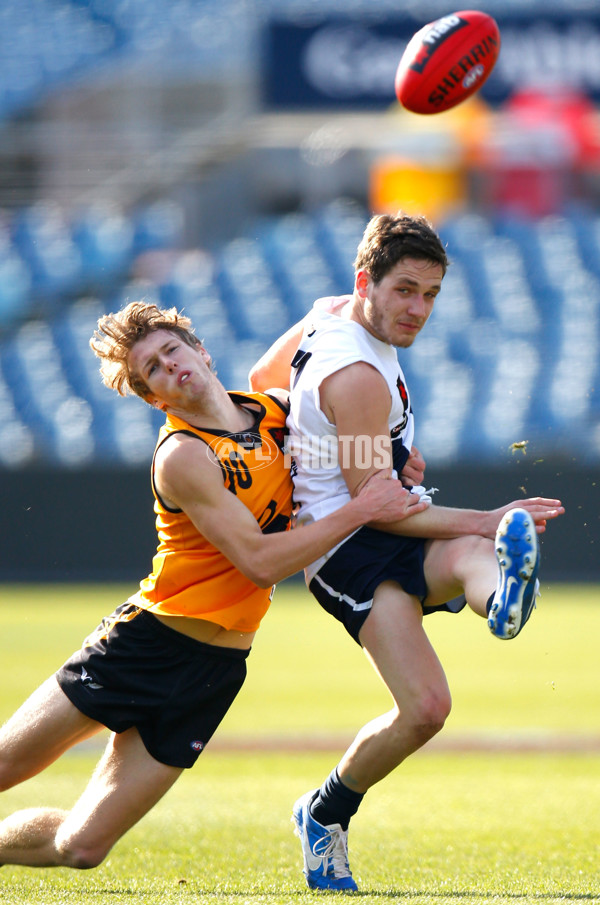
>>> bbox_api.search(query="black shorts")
[309,526,466,645]
[56,603,249,768]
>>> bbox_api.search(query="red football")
[395,10,500,115]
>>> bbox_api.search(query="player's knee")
[410,689,451,741]
[55,831,111,870]
[464,533,493,562]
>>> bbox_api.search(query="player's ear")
[355,270,370,298]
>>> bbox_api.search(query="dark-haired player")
[250,212,564,891]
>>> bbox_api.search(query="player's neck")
[167,383,254,433]
[346,295,387,344]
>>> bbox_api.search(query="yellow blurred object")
[370,156,466,223]
[370,95,495,222]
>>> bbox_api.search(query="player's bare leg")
[338,581,452,793]
[0,726,182,868]
[423,534,497,618]
[424,517,541,639]
[0,676,104,790]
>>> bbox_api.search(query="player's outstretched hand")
[354,472,430,525]
[486,497,565,537]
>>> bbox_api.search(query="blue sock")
[309,768,364,831]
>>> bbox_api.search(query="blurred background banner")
[263,11,600,110]
[0,0,598,580]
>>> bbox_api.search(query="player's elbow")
[250,560,279,588]
[246,557,286,588]
[241,556,277,589]
[248,361,266,392]
[234,536,284,587]
[253,573,275,589]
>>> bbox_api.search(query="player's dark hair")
[90,301,206,399]
[354,212,448,283]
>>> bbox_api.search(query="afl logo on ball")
[463,63,485,90]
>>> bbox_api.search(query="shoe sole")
[488,508,539,640]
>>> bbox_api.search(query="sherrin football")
[395,10,500,115]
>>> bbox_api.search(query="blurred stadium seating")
[1,195,599,468]
[0,0,598,470]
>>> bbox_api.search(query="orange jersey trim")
[135,392,293,632]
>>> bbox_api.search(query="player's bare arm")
[320,362,564,536]
[249,297,351,393]
[319,362,395,494]
[249,319,305,393]
[154,433,426,588]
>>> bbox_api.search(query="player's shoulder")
[154,428,224,510]
[313,294,352,314]
[309,315,372,360]
[155,427,212,474]
[262,388,289,410]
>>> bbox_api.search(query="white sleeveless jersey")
[287,297,414,582]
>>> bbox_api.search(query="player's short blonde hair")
[354,212,448,284]
[90,301,203,399]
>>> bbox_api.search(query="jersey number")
[221,451,252,495]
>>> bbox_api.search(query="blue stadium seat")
[6,318,96,465]
[72,203,135,285]
[217,237,289,343]
[413,359,474,465]
[0,248,33,328]
[0,0,118,120]
[476,337,541,457]
[314,199,368,291]
[107,393,161,464]
[11,202,82,300]
[133,200,185,254]
[259,213,338,320]
[224,339,273,392]
[0,365,36,467]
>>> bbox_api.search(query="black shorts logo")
[81,666,103,690]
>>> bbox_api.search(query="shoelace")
[312,826,352,878]
[409,485,438,506]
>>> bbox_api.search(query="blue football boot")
[488,507,540,640]
[292,790,358,892]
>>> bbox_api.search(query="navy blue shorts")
[56,603,249,768]
[309,526,466,645]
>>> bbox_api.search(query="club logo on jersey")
[268,426,287,452]
[237,431,262,449]
[206,428,283,484]
[396,376,408,408]
[390,377,409,435]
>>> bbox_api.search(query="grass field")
[0,581,599,904]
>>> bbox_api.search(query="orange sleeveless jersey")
[133,392,293,632]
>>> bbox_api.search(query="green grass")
[0,582,599,904]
